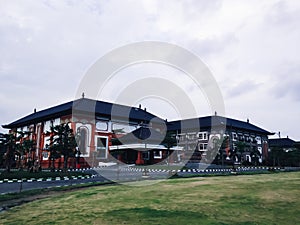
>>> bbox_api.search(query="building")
[269,137,297,152]
[110,126,179,165]
[167,116,274,165]
[268,137,300,167]
[2,98,274,168]
[2,97,165,168]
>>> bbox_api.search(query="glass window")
[198,143,208,151]
[78,127,88,155]
[112,123,137,134]
[96,137,108,159]
[198,132,208,140]
[142,151,150,160]
[154,150,162,159]
[177,134,186,142]
[187,133,197,140]
[96,121,108,131]
[43,137,50,149]
[42,151,49,160]
[44,121,51,133]
[199,133,203,140]
[232,133,237,141]
[256,136,262,145]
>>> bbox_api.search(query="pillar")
[136,151,144,165]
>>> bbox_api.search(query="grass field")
[1,172,300,225]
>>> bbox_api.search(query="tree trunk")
[63,156,68,171]
[51,157,55,172]
[5,148,13,172]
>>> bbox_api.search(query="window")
[198,132,208,140]
[43,137,50,149]
[153,150,162,159]
[232,133,238,141]
[23,126,28,132]
[177,134,187,142]
[112,123,137,134]
[96,121,108,131]
[198,143,208,151]
[256,136,262,145]
[78,127,88,155]
[42,151,49,160]
[187,132,197,140]
[96,137,108,159]
[142,151,150,160]
[44,121,51,133]
[257,147,262,154]
[238,135,244,141]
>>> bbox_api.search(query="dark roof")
[2,98,160,129]
[167,116,274,135]
[113,126,165,145]
[269,138,296,148]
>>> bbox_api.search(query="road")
[0,167,169,194]
[0,166,280,194]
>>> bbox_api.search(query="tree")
[235,141,247,163]
[46,123,77,170]
[162,132,177,164]
[269,146,285,167]
[250,147,261,166]
[290,143,300,166]
[205,137,223,165]
[0,132,22,171]
[15,131,36,170]
[0,132,17,172]
[0,131,36,172]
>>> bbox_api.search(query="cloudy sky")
[0,0,299,140]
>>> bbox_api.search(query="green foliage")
[162,132,177,149]
[45,123,77,169]
[269,145,300,167]
[0,131,35,172]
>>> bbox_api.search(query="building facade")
[2,98,164,169]
[2,98,274,169]
[167,116,273,165]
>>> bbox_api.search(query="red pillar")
[90,124,95,151]
[169,151,174,164]
[136,151,144,165]
[118,153,123,162]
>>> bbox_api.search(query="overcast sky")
[0,0,299,140]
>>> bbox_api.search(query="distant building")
[269,137,297,152]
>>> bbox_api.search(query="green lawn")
[1,172,300,225]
